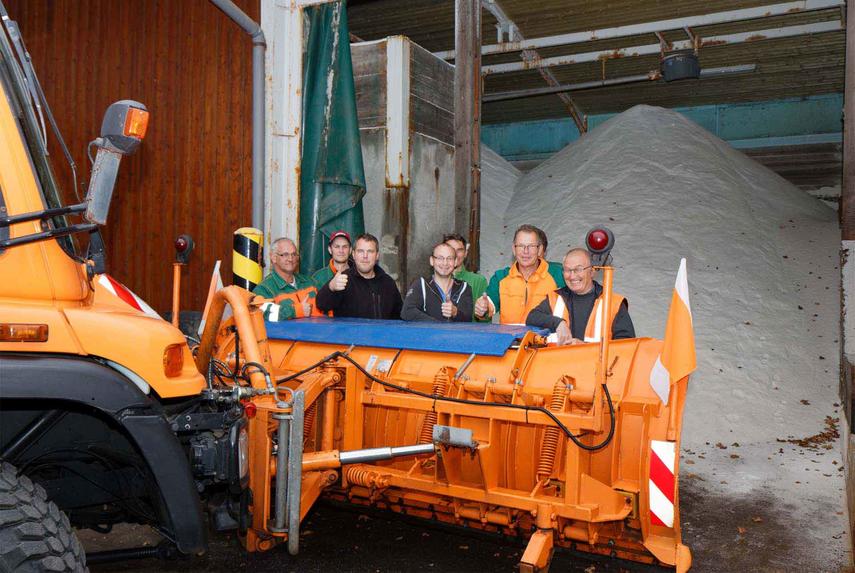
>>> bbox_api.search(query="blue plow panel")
[265,318,547,356]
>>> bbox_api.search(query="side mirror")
[84,100,149,225]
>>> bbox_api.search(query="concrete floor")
[78,471,855,572]
[82,502,665,573]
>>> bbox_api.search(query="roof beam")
[435,0,843,60]
[481,0,586,131]
[483,65,757,102]
[482,20,842,75]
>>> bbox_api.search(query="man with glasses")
[443,232,487,321]
[254,237,324,319]
[475,224,564,324]
[401,242,472,322]
[526,248,634,345]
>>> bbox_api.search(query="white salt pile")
[481,105,850,570]
[479,145,520,268]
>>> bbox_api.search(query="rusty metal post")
[844,0,855,239]
[454,0,481,271]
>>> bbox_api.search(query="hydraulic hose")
[275,349,616,451]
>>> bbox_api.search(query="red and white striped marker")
[649,440,676,527]
[97,274,161,320]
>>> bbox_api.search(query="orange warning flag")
[649,258,696,404]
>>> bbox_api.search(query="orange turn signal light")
[163,343,185,377]
[123,107,149,139]
[0,323,48,342]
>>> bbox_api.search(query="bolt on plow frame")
[196,267,692,572]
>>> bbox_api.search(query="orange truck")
[0,5,691,572]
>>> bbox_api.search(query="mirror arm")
[0,202,87,228]
[0,223,97,249]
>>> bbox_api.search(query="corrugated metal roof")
[348,0,846,124]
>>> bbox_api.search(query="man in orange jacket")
[526,248,634,344]
[475,224,564,324]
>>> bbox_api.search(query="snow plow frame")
[196,267,692,572]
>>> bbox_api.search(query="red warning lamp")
[587,229,609,252]
[174,234,195,264]
[585,226,615,266]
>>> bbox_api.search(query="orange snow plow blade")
[198,268,692,572]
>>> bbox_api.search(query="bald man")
[526,248,634,345]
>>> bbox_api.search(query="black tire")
[0,461,87,572]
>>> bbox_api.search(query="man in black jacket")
[526,248,634,344]
[316,233,403,319]
[401,242,473,322]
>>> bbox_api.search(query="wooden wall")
[5,0,258,313]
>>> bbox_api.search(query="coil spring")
[344,465,389,488]
[303,402,317,447]
[418,367,451,444]
[536,378,568,481]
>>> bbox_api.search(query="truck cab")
[0,6,247,570]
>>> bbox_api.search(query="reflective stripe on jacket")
[545,290,627,342]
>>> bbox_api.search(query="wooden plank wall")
[5,0,257,313]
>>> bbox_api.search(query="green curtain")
[299,0,366,273]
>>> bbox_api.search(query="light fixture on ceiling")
[661,50,701,82]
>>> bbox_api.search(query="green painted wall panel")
[482,94,843,162]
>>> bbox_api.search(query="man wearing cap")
[312,230,352,290]
[526,247,634,345]
[401,242,472,322]
[253,237,324,320]
[443,233,487,321]
[316,233,403,319]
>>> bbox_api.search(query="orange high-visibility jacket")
[545,290,626,342]
[486,259,559,324]
[273,287,328,318]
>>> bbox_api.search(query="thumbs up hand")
[441,301,456,319]
[330,270,349,292]
[474,293,489,318]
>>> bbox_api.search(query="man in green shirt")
[311,230,352,289]
[253,238,322,320]
[444,233,488,321]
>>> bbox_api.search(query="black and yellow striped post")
[233,227,263,291]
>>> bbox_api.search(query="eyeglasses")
[275,252,298,259]
[513,243,541,252]
[565,265,592,275]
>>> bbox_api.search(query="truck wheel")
[0,461,87,572]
